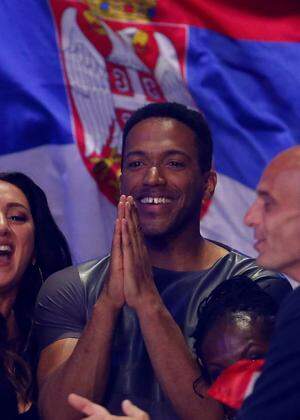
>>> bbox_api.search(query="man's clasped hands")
[103,195,161,313]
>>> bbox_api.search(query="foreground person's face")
[199,313,271,420]
[0,181,35,295]
[245,164,300,277]
[200,313,270,384]
[121,117,208,239]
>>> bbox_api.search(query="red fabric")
[154,0,300,41]
[207,359,265,409]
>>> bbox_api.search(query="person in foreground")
[0,172,71,418]
[194,276,278,419]
[35,102,290,420]
[234,146,300,419]
[68,276,278,420]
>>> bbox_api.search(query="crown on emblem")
[84,0,157,22]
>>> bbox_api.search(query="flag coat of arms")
[0,0,299,262]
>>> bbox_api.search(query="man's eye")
[167,161,185,168]
[263,198,275,212]
[127,161,144,169]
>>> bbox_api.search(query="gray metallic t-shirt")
[34,249,291,419]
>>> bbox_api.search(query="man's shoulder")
[276,286,300,325]
[34,257,112,353]
[222,247,292,305]
[38,255,111,302]
[48,255,110,284]
[35,255,111,331]
[216,243,283,279]
[76,254,110,284]
[76,255,111,299]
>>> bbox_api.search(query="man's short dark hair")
[122,102,213,173]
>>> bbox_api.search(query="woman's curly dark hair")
[0,314,32,406]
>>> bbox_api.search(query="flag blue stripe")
[0,1,74,155]
[187,27,300,189]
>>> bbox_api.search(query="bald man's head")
[265,146,300,176]
[245,146,300,280]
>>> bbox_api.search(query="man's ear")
[203,170,217,201]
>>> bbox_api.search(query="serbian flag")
[208,359,265,410]
[0,1,299,262]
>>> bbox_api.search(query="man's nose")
[143,166,166,186]
[244,200,260,227]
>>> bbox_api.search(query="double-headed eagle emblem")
[60,6,196,203]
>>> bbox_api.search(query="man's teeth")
[140,197,171,204]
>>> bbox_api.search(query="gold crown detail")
[84,0,157,22]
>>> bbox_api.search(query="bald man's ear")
[203,170,217,201]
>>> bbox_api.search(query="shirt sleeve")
[236,287,300,420]
[34,265,87,352]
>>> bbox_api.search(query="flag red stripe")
[155,0,300,42]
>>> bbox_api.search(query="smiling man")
[34,103,290,420]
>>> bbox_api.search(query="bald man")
[236,146,300,419]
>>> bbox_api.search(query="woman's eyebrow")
[6,202,30,211]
